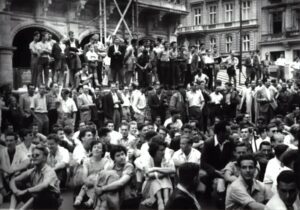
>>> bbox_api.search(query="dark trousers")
[31,55,39,87]
[277,66,285,82]
[189,106,202,130]
[48,109,58,132]
[204,65,213,89]
[97,61,103,85]
[56,168,68,188]
[138,69,149,88]
[111,67,124,87]
[37,57,49,86]
[160,61,170,88]
[113,109,121,131]
[32,189,61,209]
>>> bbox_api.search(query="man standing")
[19,83,35,128]
[31,84,49,135]
[226,154,268,210]
[77,85,94,123]
[253,50,262,81]
[29,31,41,87]
[108,37,126,86]
[46,82,60,130]
[186,83,204,129]
[57,88,77,129]
[36,32,52,87]
[124,39,137,86]
[275,53,287,82]
[165,163,201,210]
[9,144,61,210]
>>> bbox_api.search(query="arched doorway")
[12,27,59,68]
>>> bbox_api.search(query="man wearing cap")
[57,88,77,128]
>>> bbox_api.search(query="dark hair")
[47,134,60,143]
[90,141,106,158]
[182,124,193,131]
[79,128,93,141]
[33,31,40,36]
[180,134,193,145]
[105,120,114,126]
[178,162,200,186]
[277,170,297,186]
[56,126,64,133]
[237,154,257,167]
[120,122,129,129]
[63,126,73,136]
[280,149,298,169]
[110,145,127,160]
[234,142,247,150]
[148,136,166,158]
[267,123,277,131]
[274,144,289,159]
[259,141,272,150]
[98,127,111,138]
[19,129,32,141]
[214,121,228,135]
[145,131,158,142]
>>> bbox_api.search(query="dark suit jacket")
[165,188,198,210]
[147,90,168,121]
[107,44,126,70]
[65,39,80,53]
[102,92,123,119]
[201,137,234,177]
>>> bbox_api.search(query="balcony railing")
[138,0,187,13]
[261,30,300,42]
[177,19,258,34]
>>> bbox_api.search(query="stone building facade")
[0,0,187,87]
[177,0,260,57]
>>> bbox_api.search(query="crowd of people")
[0,31,300,210]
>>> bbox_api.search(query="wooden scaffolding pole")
[99,0,103,42]
[103,0,107,42]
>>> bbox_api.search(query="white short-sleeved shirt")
[172,148,201,167]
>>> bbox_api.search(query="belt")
[35,112,48,114]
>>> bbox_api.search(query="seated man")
[172,134,201,168]
[95,145,137,210]
[47,134,70,188]
[226,154,268,210]
[9,144,61,210]
[165,162,201,210]
[265,170,300,210]
[224,142,248,184]
[0,132,30,197]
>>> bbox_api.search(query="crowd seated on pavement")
[1,31,300,210]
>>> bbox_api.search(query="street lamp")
[239,0,243,85]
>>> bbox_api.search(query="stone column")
[0,11,14,86]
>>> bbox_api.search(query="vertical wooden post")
[103,0,107,42]
[99,0,103,42]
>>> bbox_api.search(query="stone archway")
[12,27,60,68]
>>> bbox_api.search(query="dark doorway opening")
[12,27,59,68]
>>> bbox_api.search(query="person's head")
[259,141,273,159]
[273,133,285,146]
[5,132,18,150]
[47,134,60,154]
[148,136,167,162]
[214,121,230,143]
[98,127,111,145]
[281,149,298,170]
[106,120,114,131]
[139,124,148,136]
[27,83,35,95]
[163,41,170,49]
[32,123,39,135]
[154,116,162,126]
[240,126,251,142]
[110,83,118,93]
[79,128,94,148]
[41,31,49,41]
[68,31,74,39]
[129,121,138,136]
[178,162,200,191]
[19,129,34,144]
[277,170,298,208]
[83,85,89,94]
[110,145,127,166]
[237,154,257,182]
[56,127,65,141]
[61,88,70,100]
[120,123,129,138]
[114,37,121,46]
[90,141,106,158]
[145,131,157,143]
[234,142,248,160]
[158,127,168,139]
[182,124,193,136]
[31,144,49,166]
[225,82,232,91]
[267,123,278,138]
[274,144,289,159]
[280,53,284,58]
[180,134,193,154]
[39,84,46,95]
[33,31,40,41]
[50,82,59,94]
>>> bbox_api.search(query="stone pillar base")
[0,46,15,87]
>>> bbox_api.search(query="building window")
[242,34,250,51]
[272,11,282,34]
[226,36,233,53]
[209,5,217,24]
[242,1,251,20]
[225,3,233,22]
[210,37,216,51]
[194,8,201,25]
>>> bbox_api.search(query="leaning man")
[9,144,61,210]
